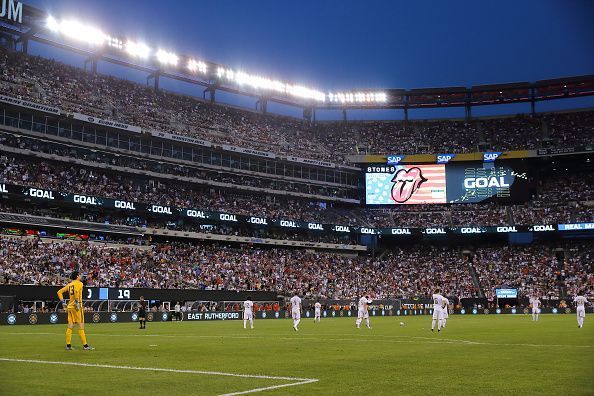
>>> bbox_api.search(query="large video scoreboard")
[365,161,531,205]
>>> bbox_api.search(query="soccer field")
[0,315,592,395]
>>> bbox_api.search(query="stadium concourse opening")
[0,1,592,395]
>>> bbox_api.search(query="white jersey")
[432,294,444,309]
[531,298,541,309]
[243,300,253,313]
[314,302,321,312]
[358,297,372,311]
[574,296,588,308]
[290,296,302,311]
[442,298,449,317]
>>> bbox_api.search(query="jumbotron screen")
[364,162,530,205]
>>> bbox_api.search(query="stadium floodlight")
[125,41,150,59]
[187,59,207,74]
[107,36,123,50]
[156,49,178,66]
[327,91,387,104]
[45,16,107,46]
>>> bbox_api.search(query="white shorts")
[244,311,253,320]
[292,309,301,320]
[433,308,443,320]
[577,307,585,318]
[532,307,539,314]
[357,309,369,319]
[314,309,321,317]
[442,310,449,319]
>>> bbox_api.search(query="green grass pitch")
[0,315,592,395]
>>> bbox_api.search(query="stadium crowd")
[1,48,593,165]
[0,236,591,301]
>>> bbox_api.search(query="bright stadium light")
[125,41,150,59]
[187,59,207,74]
[156,49,178,66]
[327,91,387,104]
[107,36,123,50]
[45,16,107,46]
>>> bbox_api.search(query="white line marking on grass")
[4,331,594,348]
[0,358,318,395]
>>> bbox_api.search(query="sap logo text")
[483,152,502,162]
[28,188,54,200]
[461,227,484,234]
[151,205,172,214]
[74,195,98,205]
[186,209,206,218]
[437,154,455,164]
[219,213,238,222]
[387,155,404,164]
[115,200,135,210]
[308,223,323,230]
[0,0,22,24]
[532,225,555,232]
[0,184,7,193]
[360,227,377,235]
[334,225,351,233]
[496,226,518,233]
[391,228,411,235]
[464,177,510,189]
[280,220,298,228]
[425,227,446,234]
[249,217,268,225]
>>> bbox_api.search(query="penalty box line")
[0,357,318,396]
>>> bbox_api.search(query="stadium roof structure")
[1,1,594,116]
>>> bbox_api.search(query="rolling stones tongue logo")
[390,167,427,203]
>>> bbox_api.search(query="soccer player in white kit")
[290,294,302,331]
[441,296,449,328]
[243,296,254,329]
[573,293,588,328]
[431,288,444,332]
[530,295,541,321]
[356,295,372,329]
[314,301,322,323]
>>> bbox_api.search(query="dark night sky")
[24,0,594,119]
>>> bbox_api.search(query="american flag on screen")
[366,164,447,205]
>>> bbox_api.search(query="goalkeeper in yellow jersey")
[57,271,94,350]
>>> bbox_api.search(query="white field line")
[0,357,318,396]
[2,331,594,348]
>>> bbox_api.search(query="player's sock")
[431,319,436,331]
[250,319,253,329]
[66,328,72,345]
[365,319,371,328]
[437,319,442,331]
[78,329,87,346]
[244,319,247,329]
[356,318,362,328]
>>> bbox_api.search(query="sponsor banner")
[436,154,455,164]
[0,94,60,115]
[150,130,212,147]
[287,156,336,168]
[558,223,594,231]
[386,155,405,165]
[221,144,276,159]
[72,113,141,133]
[496,288,518,298]
[483,152,502,162]
[0,182,571,237]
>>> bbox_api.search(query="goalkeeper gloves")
[74,301,81,311]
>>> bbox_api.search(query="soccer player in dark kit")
[138,296,147,329]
